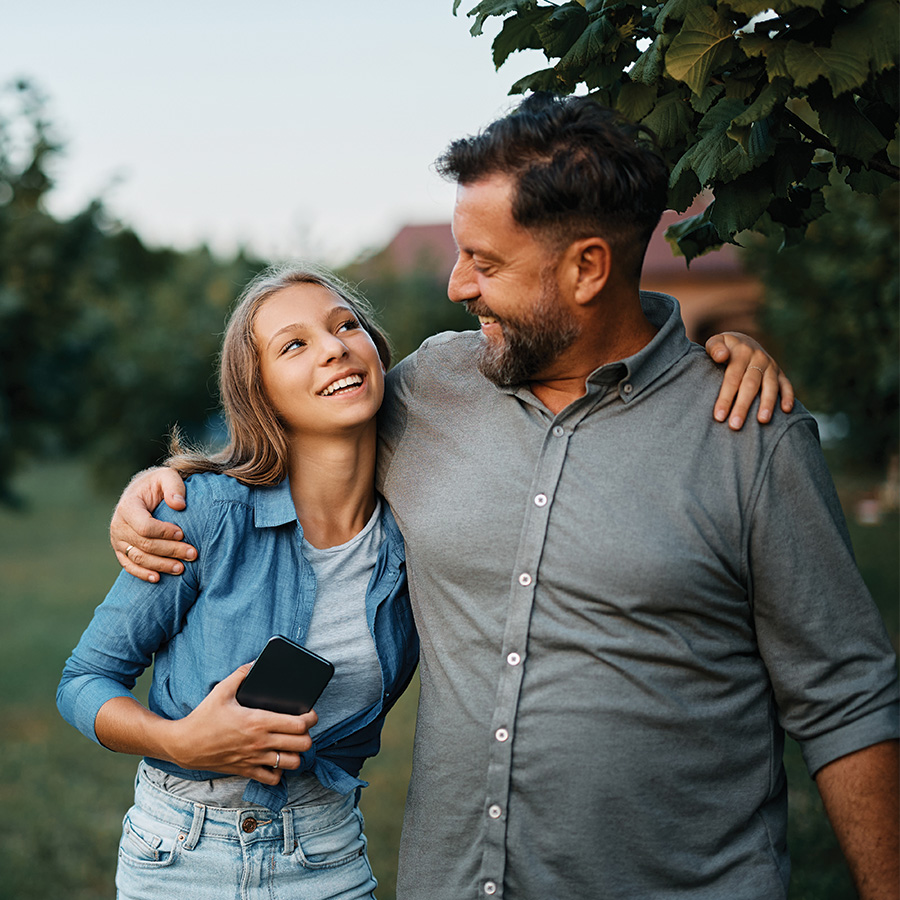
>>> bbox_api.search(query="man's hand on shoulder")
[705,332,795,430]
[111,467,197,582]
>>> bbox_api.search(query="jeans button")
[241,817,258,833]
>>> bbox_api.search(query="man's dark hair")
[435,93,669,279]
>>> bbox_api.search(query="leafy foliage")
[454,0,899,261]
[0,80,264,503]
[745,179,899,470]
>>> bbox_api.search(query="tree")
[0,81,110,503]
[455,0,898,261]
[0,80,265,503]
[744,178,899,472]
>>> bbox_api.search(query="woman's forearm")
[95,695,185,763]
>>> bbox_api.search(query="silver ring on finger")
[748,365,765,375]
[274,751,281,769]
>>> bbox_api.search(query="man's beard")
[469,279,581,387]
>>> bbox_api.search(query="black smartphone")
[235,635,334,716]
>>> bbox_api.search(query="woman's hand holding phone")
[166,664,319,784]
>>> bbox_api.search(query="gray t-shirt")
[377,291,899,900]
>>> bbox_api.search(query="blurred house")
[360,202,762,345]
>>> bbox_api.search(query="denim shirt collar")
[249,479,404,569]
[250,478,299,529]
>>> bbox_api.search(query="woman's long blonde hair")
[167,264,391,486]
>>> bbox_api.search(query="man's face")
[448,174,581,387]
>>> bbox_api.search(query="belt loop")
[282,807,294,855]
[182,803,206,851]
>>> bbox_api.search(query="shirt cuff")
[71,677,137,746]
[799,701,900,777]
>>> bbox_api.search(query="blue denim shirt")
[57,472,418,811]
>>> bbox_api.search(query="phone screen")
[235,635,334,716]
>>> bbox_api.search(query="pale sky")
[4,1,546,265]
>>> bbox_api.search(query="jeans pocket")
[293,806,367,870]
[118,807,181,869]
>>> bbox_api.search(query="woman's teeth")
[320,374,363,396]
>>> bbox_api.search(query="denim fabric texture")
[58,473,418,811]
[115,762,377,900]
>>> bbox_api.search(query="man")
[112,94,898,899]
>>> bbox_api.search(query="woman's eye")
[281,338,305,354]
[338,318,360,333]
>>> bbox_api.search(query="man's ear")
[567,238,611,306]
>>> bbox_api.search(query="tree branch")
[784,109,900,181]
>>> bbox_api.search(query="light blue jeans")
[115,763,377,900]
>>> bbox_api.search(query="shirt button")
[484,881,498,895]
[241,817,258,833]
[518,573,532,586]
[495,728,509,742]
[552,425,564,437]
[534,493,548,507]
[488,804,502,819]
[507,652,521,666]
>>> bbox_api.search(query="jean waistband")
[133,761,356,851]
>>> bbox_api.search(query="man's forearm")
[816,739,899,900]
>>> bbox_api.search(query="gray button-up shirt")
[377,292,899,900]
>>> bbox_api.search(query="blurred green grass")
[0,461,896,899]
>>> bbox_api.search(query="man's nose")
[447,256,477,304]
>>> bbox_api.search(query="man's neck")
[528,291,657,415]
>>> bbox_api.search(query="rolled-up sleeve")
[747,416,899,776]
[56,500,203,745]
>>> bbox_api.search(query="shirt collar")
[250,478,298,528]
[248,478,404,564]
[585,291,691,404]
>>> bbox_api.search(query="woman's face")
[254,282,385,438]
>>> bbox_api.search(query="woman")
[57,265,418,899]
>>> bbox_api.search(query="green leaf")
[629,34,669,85]
[779,0,827,13]
[810,91,889,163]
[845,165,896,195]
[833,0,900,77]
[691,97,752,183]
[709,170,773,236]
[534,3,589,59]
[740,35,792,82]
[465,0,539,37]
[783,41,871,95]
[665,6,737,95]
[723,73,759,101]
[557,16,618,72]
[690,82,725,113]
[654,0,704,32]
[732,77,791,126]
[616,81,657,122]
[664,206,725,262]
[509,67,571,94]
[492,8,549,68]
[745,117,777,163]
[769,140,814,195]
[724,0,773,16]
[667,165,702,212]
[643,89,695,148]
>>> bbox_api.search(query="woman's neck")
[285,423,378,549]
